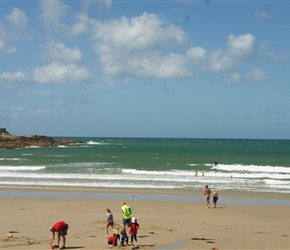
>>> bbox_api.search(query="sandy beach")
[1,187,290,250]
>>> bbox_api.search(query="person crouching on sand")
[49,220,69,249]
[107,233,120,246]
[119,227,129,246]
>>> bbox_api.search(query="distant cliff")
[0,128,81,149]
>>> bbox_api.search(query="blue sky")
[0,0,289,139]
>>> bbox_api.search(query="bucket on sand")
[50,245,55,249]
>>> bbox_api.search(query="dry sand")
[1,187,290,250]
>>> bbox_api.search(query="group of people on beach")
[106,201,140,247]
[204,185,219,208]
[48,188,217,249]
[48,201,139,249]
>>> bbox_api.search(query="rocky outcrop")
[0,128,81,149]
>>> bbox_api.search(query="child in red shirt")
[129,217,139,246]
[107,233,119,246]
[49,220,69,249]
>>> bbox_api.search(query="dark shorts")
[123,218,131,227]
[213,196,218,203]
[58,224,69,236]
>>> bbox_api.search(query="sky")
[0,0,289,139]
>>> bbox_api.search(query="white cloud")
[39,0,69,31]
[258,107,285,115]
[98,0,112,10]
[71,22,88,35]
[6,47,17,54]
[0,39,4,50]
[224,72,241,85]
[33,62,90,84]
[88,11,258,79]
[260,43,290,63]
[226,34,256,58]
[208,49,237,72]
[102,52,192,78]
[81,0,112,13]
[0,71,29,90]
[39,0,88,37]
[41,41,83,63]
[0,24,7,51]
[255,10,270,20]
[202,34,257,74]
[92,12,187,52]
[89,12,189,78]
[5,8,28,30]
[0,8,28,54]
[25,109,60,120]
[0,71,28,82]
[35,7,267,81]
[10,106,24,119]
[186,47,207,62]
[246,68,268,82]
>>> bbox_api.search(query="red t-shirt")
[108,235,118,246]
[53,221,67,232]
[129,222,139,235]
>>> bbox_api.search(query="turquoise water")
[0,138,290,192]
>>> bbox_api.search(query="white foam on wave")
[0,166,46,171]
[0,180,177,189]
[204,171,290,180]
[1,165,290,193]
[0,158,23,161]
[210,164,290,173]
[86,140,108,145]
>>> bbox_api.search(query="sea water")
[0,137,289,193]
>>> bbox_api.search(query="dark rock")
[0,128,82,149]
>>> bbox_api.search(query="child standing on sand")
[212,190,219,208]
[203,185,211,208]
[105,208,117,237]
[129,217,140,246]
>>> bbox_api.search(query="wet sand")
[1,187,290,249]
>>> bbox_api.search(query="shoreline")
[1,185,290,206]
[1,186,290,249]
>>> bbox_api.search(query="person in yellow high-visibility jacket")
[121,201,132,228]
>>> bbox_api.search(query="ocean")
[0,137,290,193]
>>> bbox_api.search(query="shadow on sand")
[63,247,85,249]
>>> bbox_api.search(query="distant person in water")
[203,185,211,208]
[195,171,198,177]
[202,172,204,177]
[212,190,219,208]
